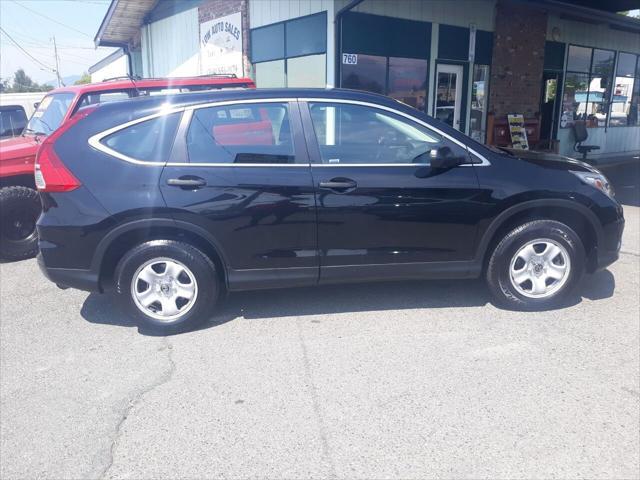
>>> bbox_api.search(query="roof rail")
[197,73,238,78]
[101,75,142,82]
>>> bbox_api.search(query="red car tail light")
[35,106,97,193]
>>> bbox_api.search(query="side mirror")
[430,146,466,170]
[33,102,40,109]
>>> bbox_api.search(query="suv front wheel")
[115,240,219,334]
[487,220,585,310]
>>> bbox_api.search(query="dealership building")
[93,0,640,161]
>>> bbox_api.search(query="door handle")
[319,179,357,191]
[166,177,207,188]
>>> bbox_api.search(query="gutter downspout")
[334,0,365,87]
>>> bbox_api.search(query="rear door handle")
[319,179,357,191]
[167,177,207,188]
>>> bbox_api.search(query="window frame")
[173,98,308,166]
[298,98,489,167]
[182,101,299,166]
[250,12,328,88]
[609,51,639,128]
[562,43,617,129]
[89,98,490,167]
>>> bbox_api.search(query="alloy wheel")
[131,257,198,321]
[509,239,571,299]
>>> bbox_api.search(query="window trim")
[563,43,617,129]
[250,11,327,64]
[301,98,489,166]
[88,97,490,167]
[609,51,639,128]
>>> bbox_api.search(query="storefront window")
[561,45,615,128]
[287,54,326,88]
[610,52,638,127]
[342,54,386,94]
[255,60,285,88]
[342,55,428,111]
[388,57,428,110]
[250,13,327,88]
[470,65,489,142]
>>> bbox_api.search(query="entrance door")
[434,64,463,130]
[539,71,561,148]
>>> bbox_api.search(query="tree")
[4,69,53,93]
[74,72,91,85]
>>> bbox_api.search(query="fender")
[473,198,603,262]
[90,217,230,275]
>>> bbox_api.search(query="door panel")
[160,101,318,287]
[302,101,482,278]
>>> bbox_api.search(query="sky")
[0,0,116,85]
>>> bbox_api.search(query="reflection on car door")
[160,100,319,290]
[300,100,483,282]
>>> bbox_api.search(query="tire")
[486,220,585,310]
[115,240,219,334]
[0,186,41,261]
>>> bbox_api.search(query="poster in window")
[200,12,244,76]
[507,114,529,150]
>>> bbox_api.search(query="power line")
[0,27,56,73]
[8,0,93,38]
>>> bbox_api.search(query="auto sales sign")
[200,12,244,76]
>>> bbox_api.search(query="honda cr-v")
[36,89,624,333]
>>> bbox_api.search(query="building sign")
[200,12,243,76]
[342,53,358,65]
[507,114,529,150]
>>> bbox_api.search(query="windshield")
[25,93,75,135]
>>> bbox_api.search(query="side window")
[308,102,468,165]
[101,112,181,162]
[0,108,27,138]
[78,91,133,109]
[186,102,294,164]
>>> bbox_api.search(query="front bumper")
[37,253,101,292]
[590,216,624,272]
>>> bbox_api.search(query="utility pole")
[52,36,63,87]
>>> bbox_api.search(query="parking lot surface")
[1,164,639,479]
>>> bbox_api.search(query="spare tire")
[0,186,41,261]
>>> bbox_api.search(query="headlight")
[570,170,614,198]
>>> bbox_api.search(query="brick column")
[488,0,547,121]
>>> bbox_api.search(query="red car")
[0,75,255,260]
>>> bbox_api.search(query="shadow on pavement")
[80,269,616,336]
[601,161,640,207]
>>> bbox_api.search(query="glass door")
[435,64,463,130]
[539,71,561,148]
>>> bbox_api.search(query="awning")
[94,0,158,48]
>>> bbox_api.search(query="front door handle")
[319,178,357,191]
[167,177,207,188]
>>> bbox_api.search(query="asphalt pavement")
[1,163,639,479]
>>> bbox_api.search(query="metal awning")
[94,0,158,48]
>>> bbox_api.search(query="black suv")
[36,89,624,333]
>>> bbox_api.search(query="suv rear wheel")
[115,240,219,334]
[486,220,585,310]
[0,186,41,261]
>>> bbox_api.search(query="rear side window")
[186,102,294,164]
[101,112,181,162]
